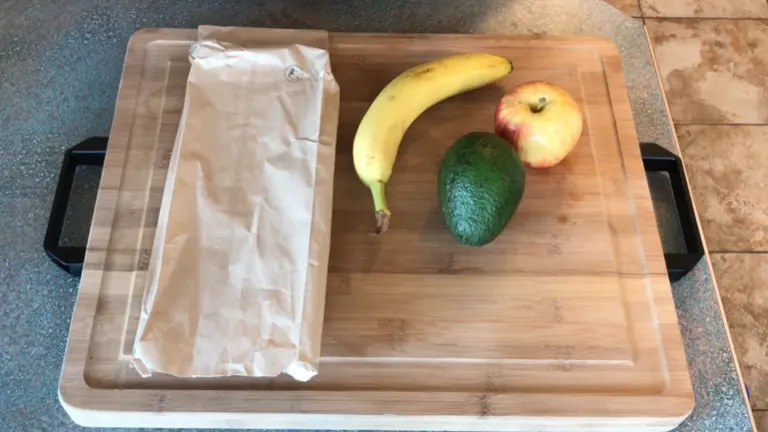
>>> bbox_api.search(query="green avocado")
[438,132,526,247]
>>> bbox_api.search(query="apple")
[494,81,583,168]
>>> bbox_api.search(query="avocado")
[438,132,525,247]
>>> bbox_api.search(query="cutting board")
[59,28,693,431]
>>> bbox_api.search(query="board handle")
[641,142,704,282]
[44,137,108,277]
[44,138,702,282]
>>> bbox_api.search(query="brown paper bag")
[131,26,340,381]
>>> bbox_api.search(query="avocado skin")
[438,132,526,247]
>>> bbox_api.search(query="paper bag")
[131,26,340,382]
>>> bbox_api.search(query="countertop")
[0,0,753,430]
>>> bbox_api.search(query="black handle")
[641,142,704,282]
[44,137,108,277]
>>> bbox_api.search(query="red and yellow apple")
[494,81,583,168]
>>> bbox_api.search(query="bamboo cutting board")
[59,28,694,431]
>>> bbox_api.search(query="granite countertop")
[0,0,753,430]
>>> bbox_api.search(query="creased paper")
[131,26,340,382]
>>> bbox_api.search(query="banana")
[353,53,513,235]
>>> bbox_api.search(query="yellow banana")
[353,53,513,235]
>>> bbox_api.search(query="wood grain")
[58,28,693,430]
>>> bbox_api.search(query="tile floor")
[605,0,768,428]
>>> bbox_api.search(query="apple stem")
[531,97,547,113]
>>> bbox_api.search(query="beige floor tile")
[646,19,768,123]
[755,410,768,431]
[756,411,768,431]
[678,125,768,251]
[641,0,768,18]
[711,253,768,410]
[603,0,641,16]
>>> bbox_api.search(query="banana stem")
[369,181,391,235]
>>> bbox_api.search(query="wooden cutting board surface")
[59,28,693,431]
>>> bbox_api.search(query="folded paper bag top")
[131,26,340,382]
